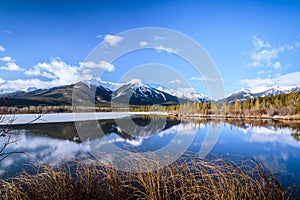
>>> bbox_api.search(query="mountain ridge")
[222,85,300,103]
[1,80,299,106]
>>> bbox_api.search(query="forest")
[131,91,300,118]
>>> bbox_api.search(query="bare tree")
[0,92,43,162]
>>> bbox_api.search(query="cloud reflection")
[242,126,300,148]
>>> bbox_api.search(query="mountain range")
[1,79,299,106]
[223,85,300,103]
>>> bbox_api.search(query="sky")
[0,0,300,96]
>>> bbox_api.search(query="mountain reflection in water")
[0,116,299,190]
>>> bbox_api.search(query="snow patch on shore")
[0,112,168,125]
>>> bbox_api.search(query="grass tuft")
[0,153,296,200]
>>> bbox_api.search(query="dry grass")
[0,153,296,200]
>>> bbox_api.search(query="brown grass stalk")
[0,153,296,200]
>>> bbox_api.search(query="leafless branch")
[0,91,45,163]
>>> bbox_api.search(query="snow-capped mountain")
[155,85,211,103]
[224,88,256,103]
[222,85,300,103]
[83,79,122,91]
[112,79,182,105]
[291,86,300,92]
[255,85,291,97]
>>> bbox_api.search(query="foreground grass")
[0,153,296,200]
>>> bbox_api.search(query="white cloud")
[79,60,115,72]
[1,57,115,92]
[176,87,195,93]
[24,58,81,85]
[0,79,52,92]
[0,56,13,62]
[0,77,4,84]
[294,41,300,48]
[24,69,41,76]
[258,70,265,74]
[252,36,271,50]
[0,45,5,52]
[96,34,102,38]
[273,61,281,69]
[278,41,300,52]
[240,71,300,91]
[190,77,200,81]
[1,56,117,92]
[155,45,179,54]
[1,76,95,93]
[190,76,222,81]
[250,49,279,68]
[104,34,123,46]
[248,36,300,69]
[139,41,148,47]
[154,35,165,40]
[280,44,295,51]
[0,62,24,71]
[169,79,182,84]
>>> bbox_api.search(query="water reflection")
[12,116,181,143]
[0,116,299,186]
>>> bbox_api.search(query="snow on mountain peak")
[237,88,252,94]
[254,85,297,97]
[227,88,252,98]
[125,79,143,86]
[98,79,122,91]
[249,85,295,94]
[225,85,299,102]
[83,79,121,91]
[268,85,285,91]
[154,85,209,102]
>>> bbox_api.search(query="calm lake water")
[1,115,300,193]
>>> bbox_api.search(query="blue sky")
[0,0,300,95]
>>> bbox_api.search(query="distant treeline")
[0,105,113,114]
[227,91,300,116]
[131,91,300,118]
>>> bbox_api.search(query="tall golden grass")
[0,153,296,200]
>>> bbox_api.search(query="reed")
[0,153,296,200]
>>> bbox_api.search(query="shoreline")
[1,111,300,125]
[168,113,300,122]
[0,112,168,125]
[176,113,300,121]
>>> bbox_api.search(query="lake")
[1,115,300,194]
